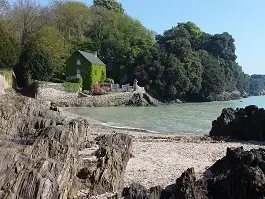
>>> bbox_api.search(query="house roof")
[78,50,106,66]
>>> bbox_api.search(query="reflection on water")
[65,96,265,134]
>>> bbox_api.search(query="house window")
[77,69,81,78]
[77,60,81,65]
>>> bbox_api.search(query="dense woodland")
[0,0,262,101]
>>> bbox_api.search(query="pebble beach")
[90,123,265,188]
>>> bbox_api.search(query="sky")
[40,0,265,75]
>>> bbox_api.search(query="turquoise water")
[65,96,265,134]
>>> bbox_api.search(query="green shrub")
[22,50,53,81]
[50,77,65,83]
[78,78,83,89]
[100,82,111,86]
[62,82,80,92]
[68,77,83,89]
[104,78,114,84]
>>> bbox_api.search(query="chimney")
[94,51,98,57]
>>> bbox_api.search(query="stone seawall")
[37,87,161,107]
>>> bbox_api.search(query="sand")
[63,111,265,188]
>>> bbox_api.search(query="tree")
[93,0,124,13]
[6,0,40,47]
[54,1,91,40]
[0,21,19,69]
[33,26,69,75]
[22,50,53,81]
[0,0,9,17]
[206,32,237,61]
[87,9,154,82]
[198,50,225,98]
[248,75,265,96]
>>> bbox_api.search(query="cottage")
[66,50,106,90]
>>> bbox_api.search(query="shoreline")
[62,109,265,188]
[62,109,209,137]
[63,108,209,136]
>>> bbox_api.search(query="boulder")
[208,147,265,199]
[210,105,265,141]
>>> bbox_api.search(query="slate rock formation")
[210,105,265,141]
[0,93,132,199]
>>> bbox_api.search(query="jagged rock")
[87,133,133,197]
[210,105,265,141]
[208,147,265,199]
[0,93,132,199]
[209,90,242,101]
[123,184,162,199]
[125,93,159,107]
[123,183,148,199]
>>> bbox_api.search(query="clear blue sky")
[43,0,265,75]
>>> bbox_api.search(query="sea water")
[65,95,265,134]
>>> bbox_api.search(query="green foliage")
[62,82,80,92]
[2,0,252,101]
[104,78,114,84]
[70,37,96,53]
[198,50,225,98]
[0,21,19,69]
[68,77,83,88]
[49,77,65,83]
[93,0,124,13]
[22,50,53,81]
[33,26,69,75]
[89,64,106,88]
[86,9,154,82]
[54,1,91,39]
[136,21,249,101]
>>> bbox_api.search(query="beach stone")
[210,105,265,141]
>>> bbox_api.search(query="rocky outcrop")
[210,105,265,141]
[209,90,242,101]
[123,147,265,199]
[207,147,265,199]
[0,93,132,198]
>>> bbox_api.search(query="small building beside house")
[66,50,106,90]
